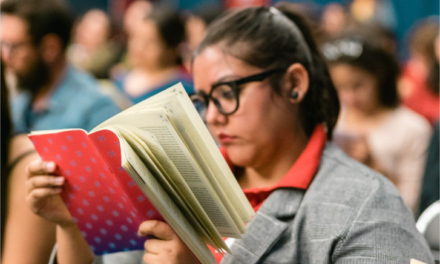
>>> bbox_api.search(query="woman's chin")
[224,146,254,168]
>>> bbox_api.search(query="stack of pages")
[29,83,254,264]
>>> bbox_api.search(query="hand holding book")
[26,159,199,264]
[27,83,254,264]
[26,160,73,228]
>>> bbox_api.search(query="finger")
[143,238,171,255]
[138,220,176,241]
[26,176,65,193]
[143,252,159,264]
[27,159,57,176]
[28,187,63,201]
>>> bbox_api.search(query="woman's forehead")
[193,46,263,88]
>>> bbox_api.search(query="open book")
[29,83,255,264]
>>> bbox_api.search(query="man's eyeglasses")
[0,40,31,56]
[321,39,363,61]
[190,68,286,117]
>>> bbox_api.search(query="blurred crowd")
[1,0,438,262]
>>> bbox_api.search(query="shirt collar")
[32,64,70,112]
[220,124,327,193]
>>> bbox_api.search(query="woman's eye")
[221,90,235,100]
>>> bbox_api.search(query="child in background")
[324,37,432,214]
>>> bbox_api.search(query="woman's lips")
[217,133,237,144]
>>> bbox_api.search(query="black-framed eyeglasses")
[190,68,286,117]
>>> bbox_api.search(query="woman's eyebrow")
[213,74,243,85]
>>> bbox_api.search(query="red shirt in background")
[401,63,439,125]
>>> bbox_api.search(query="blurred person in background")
[324,36,432,214]
[109,0,152,78]
[183,4,223,71]
[123,0,152,37]
[0,0,121,135]
[1,59,55,263]
[399,18,439,125]
[320,3,350,41]
[113,4,193,104]
[67,9,122,79]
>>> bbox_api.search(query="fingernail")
[55,177,65,185]
[47,162,56,172]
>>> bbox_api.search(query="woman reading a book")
[25,3,434,264]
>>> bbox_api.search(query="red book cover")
[29,129,164,255]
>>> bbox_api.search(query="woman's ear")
[283,63,309,104]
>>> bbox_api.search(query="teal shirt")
[11,65,121,134]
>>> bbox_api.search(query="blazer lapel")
[220,189,305,264]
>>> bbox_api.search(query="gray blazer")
[92,144,434,264]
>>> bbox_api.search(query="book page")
[107,125,228,251]
[127,85,254,224]
[113,131,216,264]
[128,98,246,234]
[94,111,241,238]
[114,125,228,250]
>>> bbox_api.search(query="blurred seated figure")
[320,3,350,41]
[123,0,152,38]
[183,4,223,70]
[113,5,193,104]
[1,59,55,263]
[323,37,432,214]
[109,0,152,78]
[0,0,121,135]
[400,18,439,125]
[67,9,122,79]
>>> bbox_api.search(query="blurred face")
[330,63,380,114]
[128,19,168,69]
[75,10,109,51]
[185,16,206,51]
[193,46,296,168]
[0,15,48,92]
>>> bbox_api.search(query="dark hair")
[1,0,74,50]
[194,3,340,140]
[147,5,185,50]
[323,36,400,108]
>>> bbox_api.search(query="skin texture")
[0,15,38,85]
[25,45,312,263]
[193,46,309,189]
[2,136,56,264]
[124,19,181,98]
[1,14,67,103]
[330,64,380,116]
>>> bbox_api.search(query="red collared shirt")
[211,125,327,263]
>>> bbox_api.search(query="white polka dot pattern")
[29,130,164,255]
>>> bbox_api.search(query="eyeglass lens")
[190,83,238,118]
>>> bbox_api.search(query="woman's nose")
[205,101,227,126]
